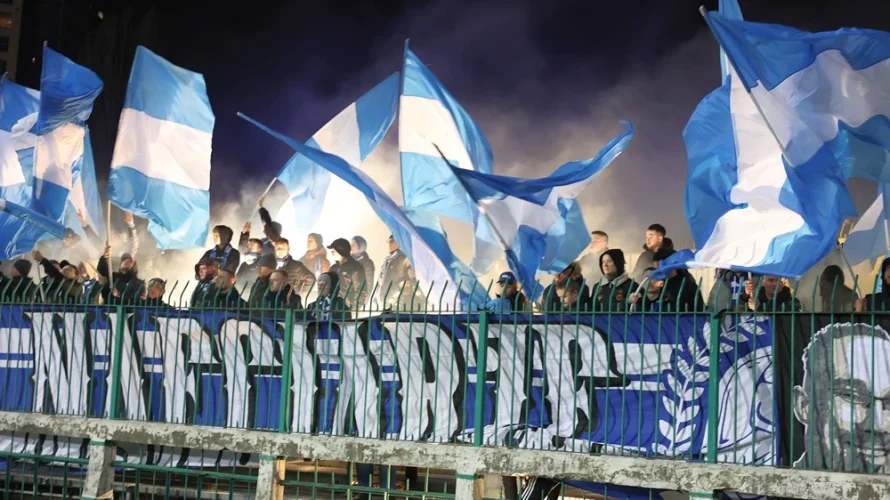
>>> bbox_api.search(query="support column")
[455,473,483,500]
[80,440,116,500]
[257,455,286,500]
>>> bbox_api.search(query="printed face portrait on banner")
[793,323,890,473]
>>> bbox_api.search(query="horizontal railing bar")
[0,411,885,500]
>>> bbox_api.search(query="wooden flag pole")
[105,201,112,278]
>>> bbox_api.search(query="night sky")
[14,0,890,260]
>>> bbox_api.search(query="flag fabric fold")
[843,184,890,266]
[450,122,634,298]
[273,73,398,238]
[239,112,489,306]
[109,46,214,249]
[0,75,45,258]
[30,47,103,224]
[64,125,104,253]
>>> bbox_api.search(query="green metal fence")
[0,272,886,498]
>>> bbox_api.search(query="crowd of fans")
[0,197,882,315]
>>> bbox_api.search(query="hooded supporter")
[191,258,220,307]
[33,250,81,304]
[300,233,331,278]
[652,247,704,312]
[0,259,36,302]
[202,225,240,273]
[818,265,858,313]
[593,249,638,312]
[351,236,375,288]
[857,257,890,312]
[329,237,368,309]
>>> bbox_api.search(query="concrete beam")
[0,412,887,500]
[80,440,115,500]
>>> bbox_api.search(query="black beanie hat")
[600,248,626,275]
[13,259,31,277]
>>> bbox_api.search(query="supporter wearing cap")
[540,262,590,313]
[191,258,220,307]
[248,253,278,308]
[487,271,529,313]
[328,237,369,310]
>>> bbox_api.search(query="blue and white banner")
[0,308,775,479]
[0,75,44,258]
[109,46,214,249]
[65,126,104,248]
[273,73,398,241]
[30,47,103,224]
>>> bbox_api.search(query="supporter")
[652,248,704,312]
[79,261,103,304]
[237,238,264,283]
[307,272,349,321]
[139,278,168,307]
[351,236,375,291]
[262,270,302,310]
[98,247,144,305]
[541,262,589,312]
[561,279,588,312]
[487,271,530,313]
[248,253,277,308]
[578,230,609,286]
[628,267,666,312]
[239,195,282,255]
[378,234,416,310]
[201,225,240,273]
[33,250,81,304]
[0,259,36,303]
[272,238,315,298]
[741,275,802,312]
[300,233,331,278]
[191,259,220,307]
[593,249,638,312]
[818,265,858,313]
[329,238,368,310]
[708,269,747,311]
[210,268,246,309]
[631,224,672,282]
[856,257,890,312]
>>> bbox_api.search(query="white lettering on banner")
[0,309,777,471]
[385,321,460,441]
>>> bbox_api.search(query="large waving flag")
[0,75,45,258]
[30,47,103,224]
[399,46,501,274]
[109,46,213,249]
[654,8,862,280]
[450,122,634,298]
[239,113,489,306]
[272,73,398,239]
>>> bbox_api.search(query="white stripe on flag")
[111,108,212,191]
[312,102,362,167]
[399,95,475,169]
[34,123,84,190]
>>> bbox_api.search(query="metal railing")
[0,273,886,499]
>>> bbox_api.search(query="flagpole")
[105,200,112,279]
[697,6,796,167]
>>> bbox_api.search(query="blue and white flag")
[707,13,890,184]
[240,113,489,306]
[843,184,890,266]
[655,10,864,279]
[399,46,501,274]
[64,126,104,250]
[0,199,66,241]
[0,75,51,258]
[450,122,634,298]
[109,46,213,249]
[272,73,398,238]
[30,47,103,224]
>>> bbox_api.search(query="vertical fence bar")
[707,313,721,464]
[108,304,127,419]
[473,310,489,447]
[279,308,294,433]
